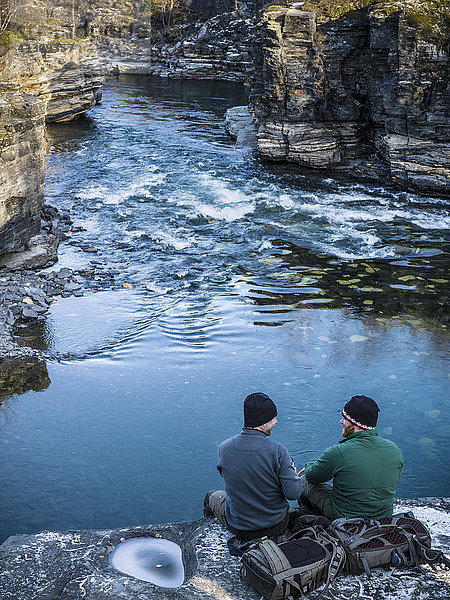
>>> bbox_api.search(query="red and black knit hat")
[342,395,379,430]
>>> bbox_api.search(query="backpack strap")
[333,519,378,547]
[306,536,346,600]
[415,540,450,569]
[258,539,293,575]
[359,551,372,576]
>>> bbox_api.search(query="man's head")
[244,392,277,436]
[340,395,379,437]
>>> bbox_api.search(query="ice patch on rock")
[108,537,184,587]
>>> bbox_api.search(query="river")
[0,75,448,543]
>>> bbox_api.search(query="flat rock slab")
[0,498,449,600]
[0,233,59,270]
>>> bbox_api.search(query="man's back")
[218,429,300,532]
[305,430,403,519]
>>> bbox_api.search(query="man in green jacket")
[300,395,404,520]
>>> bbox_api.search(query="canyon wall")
[0,39,104,256]
[1,40,104,122]
[251,7,449,195]
[100,11,255,82]
[0,85,46,255]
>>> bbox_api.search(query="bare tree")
[0,0,18,35]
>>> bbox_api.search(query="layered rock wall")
[0,40,104,122]
[100,12,255,82]
[0,39,104,258]
[0,85,46,255]
[252,7,449,195]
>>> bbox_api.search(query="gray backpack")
[328,513,448,576]
[240,526,346,600]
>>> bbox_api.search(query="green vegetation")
[0,29,23,45]
[300,0,373,20]
[405,0,450,45]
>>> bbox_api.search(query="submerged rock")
[0,498,448,599]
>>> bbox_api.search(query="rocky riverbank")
[0,203,134,361]
[0,498,448,600]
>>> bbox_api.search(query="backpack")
[328,512,449,576]
[240,526,346,600]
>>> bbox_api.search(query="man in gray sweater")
[204,393,302,540]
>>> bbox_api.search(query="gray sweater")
[217,428,302,532]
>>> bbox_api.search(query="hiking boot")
[203,491,214,517]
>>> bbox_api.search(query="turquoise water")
[0,76,448,543]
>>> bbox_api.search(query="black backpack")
[328,512,450,576]
[240,525,345,600]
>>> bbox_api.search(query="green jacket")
[305,430,404,520]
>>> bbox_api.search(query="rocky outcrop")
[0,498,448,600]
[100,12,256,82]
[225,105,258,146]
[0,40,104,122]
[252,7,450,196]
[0,85,46,256]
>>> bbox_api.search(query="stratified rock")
[252,7,450,196]
[0,499,448,600]
[101,12,256,82]
[1,40,105,122]
[0,86,46,255]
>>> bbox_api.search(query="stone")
[0,233,59,270]
[0,41,105,123]
[100,12,256,82]
[0,91,46,256]
[0,357,50,401]
[0,499,448,600]
[251,7,450,196]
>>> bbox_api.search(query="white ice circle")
[108,537,185,587]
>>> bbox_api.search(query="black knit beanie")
[342,395,379,430]
[244,393,277,428]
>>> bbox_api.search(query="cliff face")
[0,85,46,255]
[0,41,104,122]
[252,7,449,195]
[100,11,255,82]
[0,39,104,257]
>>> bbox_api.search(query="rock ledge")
[0,498,448,600]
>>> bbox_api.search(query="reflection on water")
[0,75,448,544]
[0,359,50,403]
